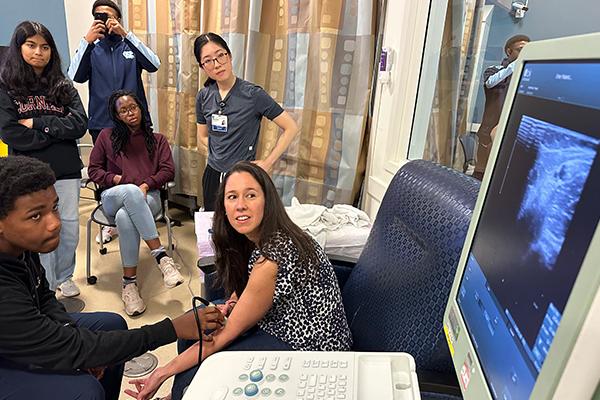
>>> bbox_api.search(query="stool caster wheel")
[173,220,182,227]
[87,276,97,285]
[171,244,176,250]
[99,248,107,255]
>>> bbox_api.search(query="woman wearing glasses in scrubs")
[194,32,298,211]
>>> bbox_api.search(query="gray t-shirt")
[196,78,284,172]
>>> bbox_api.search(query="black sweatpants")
[202,164,224,211]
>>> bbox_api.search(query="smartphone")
[94,12,109,24]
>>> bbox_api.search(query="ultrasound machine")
[184,33,600,400]
[444,32,600,399]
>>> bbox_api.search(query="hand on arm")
[0,92,54,151]
[33,86,88,140]
[252,111,298,172]
[170,306,225,340]
[208,258,277,354]
[18,119,33,129]
[127,261,277,398]
[124,307,226,399]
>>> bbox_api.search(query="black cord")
[192,296,211,367]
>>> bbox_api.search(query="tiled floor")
[64,189,203,399]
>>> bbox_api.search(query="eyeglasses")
[117,104,139,116]
[201,52,229,69]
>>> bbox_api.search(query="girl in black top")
[0,21,88,295]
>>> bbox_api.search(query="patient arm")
[163,258,277,376]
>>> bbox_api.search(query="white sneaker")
[122,283,146,316]
[157,257,184,289]
[95,226,118,244]
[57,278,80,297]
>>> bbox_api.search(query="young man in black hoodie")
[0,156,224,399]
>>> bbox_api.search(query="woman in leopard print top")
[248,229,352,351]
[126,161,352,400]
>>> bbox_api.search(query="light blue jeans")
[100,184,161,267]
[40,179,80,290]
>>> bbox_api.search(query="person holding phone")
[69,0,159,144]
[68,0,161,244]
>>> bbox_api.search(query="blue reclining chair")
[339,159,479,398]
[201,160,479,399]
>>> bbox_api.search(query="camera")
[94,12,109,24]
[511,2,529,19]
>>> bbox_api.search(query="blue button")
[244,383,259,397]
[249,369,264,382]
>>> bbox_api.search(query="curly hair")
[0,21,72,105]
[107,90,156,157]
[0,156,56,219]
[211,161,318,296]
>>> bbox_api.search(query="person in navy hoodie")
[0,21,87,298]
[69,0,160,143]
[68,0,161,244]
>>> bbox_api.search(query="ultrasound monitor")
[443,33,600,400]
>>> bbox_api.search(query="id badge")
[211,114,228,133]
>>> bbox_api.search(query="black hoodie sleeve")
[31,85,88,141]
[0,276,177,371]
[31,254,75,325]
[0,89,57,151]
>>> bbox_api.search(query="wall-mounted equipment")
[378,47,394,84]
[511,1,529,19]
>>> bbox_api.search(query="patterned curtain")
[423,0,483,169]
[126,0,377,208]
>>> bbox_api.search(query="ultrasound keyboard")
[182,351,420,400]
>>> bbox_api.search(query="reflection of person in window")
[474,34,530,180]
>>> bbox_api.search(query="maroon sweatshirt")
[88,128,175,190]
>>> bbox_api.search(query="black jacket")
[0,252,176,371]
[0,84,87,180]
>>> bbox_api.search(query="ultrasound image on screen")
[516,116,600,270]
[458,61,600,400]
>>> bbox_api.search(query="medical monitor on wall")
[443,33,600,400]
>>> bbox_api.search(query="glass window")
[408,0,600,178]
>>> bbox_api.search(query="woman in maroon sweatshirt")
[88,90,183,316]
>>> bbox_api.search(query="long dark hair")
[0,21,71,104]
[193,32,232,88]
[107,90,156,157]
[212,162,318,296]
